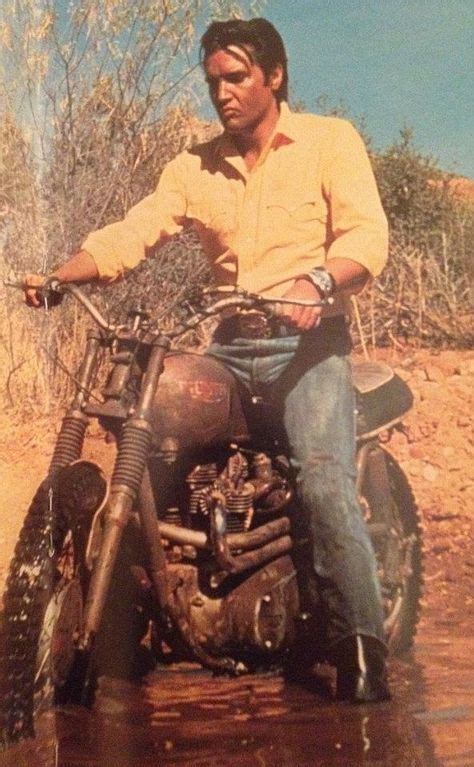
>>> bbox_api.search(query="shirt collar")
[214,102,296,170]
[273,101,297,143]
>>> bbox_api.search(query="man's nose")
[215,80,231,102]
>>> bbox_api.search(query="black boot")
[331,634,391,703]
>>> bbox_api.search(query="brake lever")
[3,275,63,309]
[39,278,63,310]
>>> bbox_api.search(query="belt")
[214,312,347,342]
[213,312,294,341]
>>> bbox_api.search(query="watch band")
[306,267,336,298]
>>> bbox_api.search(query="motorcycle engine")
[154,448,300,669]
[162,449,291,534]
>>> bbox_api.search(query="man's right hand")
[22,251,100,307]
[23,273,49,308]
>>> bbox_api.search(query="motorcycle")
[0,281,422,743]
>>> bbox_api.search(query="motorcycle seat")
[352,361,413,441]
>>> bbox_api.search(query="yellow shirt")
[82,104,388,316]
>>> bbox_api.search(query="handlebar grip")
[4,274,64,308]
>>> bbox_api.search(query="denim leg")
[281,354,384,644]
[206,326,385,646]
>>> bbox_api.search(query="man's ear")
[269,64,284,93]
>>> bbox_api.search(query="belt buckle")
[237,311,272,339]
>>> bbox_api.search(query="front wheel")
[360,446,423,654]
[0,462,106,743]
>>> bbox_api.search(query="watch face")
[310,268,333,297]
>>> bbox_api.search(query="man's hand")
[278,278,323,331]
[23,274,48,308]
[23,251,99,307]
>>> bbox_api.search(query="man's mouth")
[220,108,239,120]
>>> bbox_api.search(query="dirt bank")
[383,348,474,631]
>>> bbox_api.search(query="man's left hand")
[278,278,324,331]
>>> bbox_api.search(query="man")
[26,18,390,702]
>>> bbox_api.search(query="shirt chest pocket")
[266,192,327,231]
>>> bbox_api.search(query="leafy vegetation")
[367,128,473,349]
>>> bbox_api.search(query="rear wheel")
[361,446,423,654]
[0,462,105,743]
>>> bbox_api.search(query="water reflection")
[0,667,439,766]
[0,624,472,766]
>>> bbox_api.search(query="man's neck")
[232,104,280,171]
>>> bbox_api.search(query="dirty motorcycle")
[0,282,422,742]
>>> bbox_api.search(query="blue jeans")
[206,318,384,646]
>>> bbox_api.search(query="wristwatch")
[305,267,336,299]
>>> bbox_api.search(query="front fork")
[80,338,170,652]
[49,331,102,474]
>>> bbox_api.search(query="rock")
[424,365,445,383]
[407,460,422,477]
[418,382,443,402]
[432,544,450,554]
[409,445,425,460]
[414,368,427,381]
[423,463,439,482]
[455,359,474,376]
[457,415,471,428]
[394,366,411,382]
[442,446,455,457]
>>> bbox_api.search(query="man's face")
[204,46,282,135]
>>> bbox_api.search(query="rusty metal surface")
[166,554,299,661]
[150,352,249,451]
[153,516,291,551]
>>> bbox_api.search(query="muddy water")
[1,605,473,767]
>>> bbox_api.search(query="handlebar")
[4,276,332,341]
[4,277,121,332]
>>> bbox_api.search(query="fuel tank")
[149,352,250,451]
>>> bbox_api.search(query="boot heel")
[332,634,391,703]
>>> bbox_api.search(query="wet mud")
[1,611,473,767]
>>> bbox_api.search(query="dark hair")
[200,18,288,103]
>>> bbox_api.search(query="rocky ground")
[0,348,473,622]
[385,349,474,626]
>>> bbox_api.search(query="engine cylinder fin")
[226,514,247,534]
[186,463,218,489]
[163,507,182,527]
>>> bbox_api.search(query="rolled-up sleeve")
[82,156,187,281]
[323,120,388,278]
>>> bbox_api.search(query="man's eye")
[205,73,246,91]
